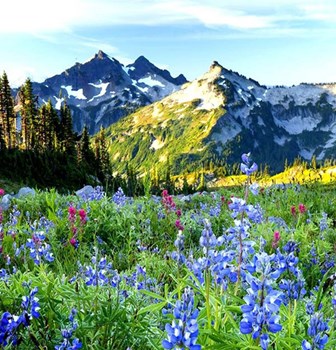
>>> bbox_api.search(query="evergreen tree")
[59,102,76,155]
[0,72,16,149]
[37,100,59,151]
[78,125,95,167]
[19,78,38,150]
[0,123,5,150]
[311,155,317,170]
[93,126,110,181]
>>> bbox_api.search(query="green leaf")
[138,300,167,315]
[139,289,166,302]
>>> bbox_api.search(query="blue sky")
[2,0,336,87]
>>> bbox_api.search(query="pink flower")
[291,205,297,216]
[175,219,184,231]
[176,209,182,217]
[272,231,281,249]
[68,206,76,216]
[68,206,76,223]
[69,237,77,246]
[274,231,280,241]
[0,189,5,196]
[298,203,306,214]
[162,189,168,197]
[78,208,87,224]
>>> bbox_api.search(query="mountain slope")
[30,51,187,134]
[104,61,336,175]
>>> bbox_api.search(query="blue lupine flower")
[55,309,82,350]
[74,255,120,287]
[171,231,186,264]
[112,187,127,207]
[162,288,201,350]
[199,220,217,251]
[241,152,258,176]
[77,186,104,201]
[0,287,40,346]
[319,212,328,232]
[302,312,329,350]
[250,183,259,196]
[240,252,283,349]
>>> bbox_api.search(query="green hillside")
[105,98,226,176]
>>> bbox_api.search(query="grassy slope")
[209,165,336,189]
[105,99,225,175]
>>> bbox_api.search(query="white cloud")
[4,64,41,87]
[1,0,336,34]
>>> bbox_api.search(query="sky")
[1,0,336,87]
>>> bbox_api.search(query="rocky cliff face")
[29,51,187,134]
[102,61,336,174]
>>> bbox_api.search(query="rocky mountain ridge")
[28,50,187,134]
[15,52,336,174]
[103,60,336,174]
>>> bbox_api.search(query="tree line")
[0,72,200,195]
[0,72,115,191]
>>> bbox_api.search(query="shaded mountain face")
[29,51,187,134]
[104,61,336,174]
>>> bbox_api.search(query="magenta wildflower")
[272,231,281,249]
[298,203,306,214]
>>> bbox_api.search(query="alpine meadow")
[2,47,336,350]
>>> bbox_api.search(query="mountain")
[29,51,187,134]
[103,60,336,175]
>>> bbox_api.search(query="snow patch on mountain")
[88,82,109,101]
[274,135,289,146]
[265,84,336,108]
[61,85,86,100]
[138,76,165,87]
[54,96,64,110]
[274,115,319,135]
[150,139,165,150]
[168,66,224,110]
[299,148,315,160]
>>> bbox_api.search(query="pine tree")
[19,78,38,150]
[78,125,95,167]
[0,72,16,149]
[93,126,110,181]
[59,102,76,155]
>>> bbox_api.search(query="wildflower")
[0,287,40,346]
[175,219,184,231]
[112,187,127,207]
[68,206,76,223]
[298,203,306,214]
[69,237,78,248]
[199,220,217,251]
[78,209,87,224]
[171,231,186,264]
[25,231,54,264]
[291,206,297,216]
[162,288,201,350]
[272,231,281,249]
[55,309,82,350]
[240,252,283,349]
[162,190,176,212]
[302,312,329,350]
[241,153,258,176]
[250,183,259,196]
[0,189,4,196]
[319,212,328,232]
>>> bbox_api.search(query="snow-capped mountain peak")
[28,51,187,133]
